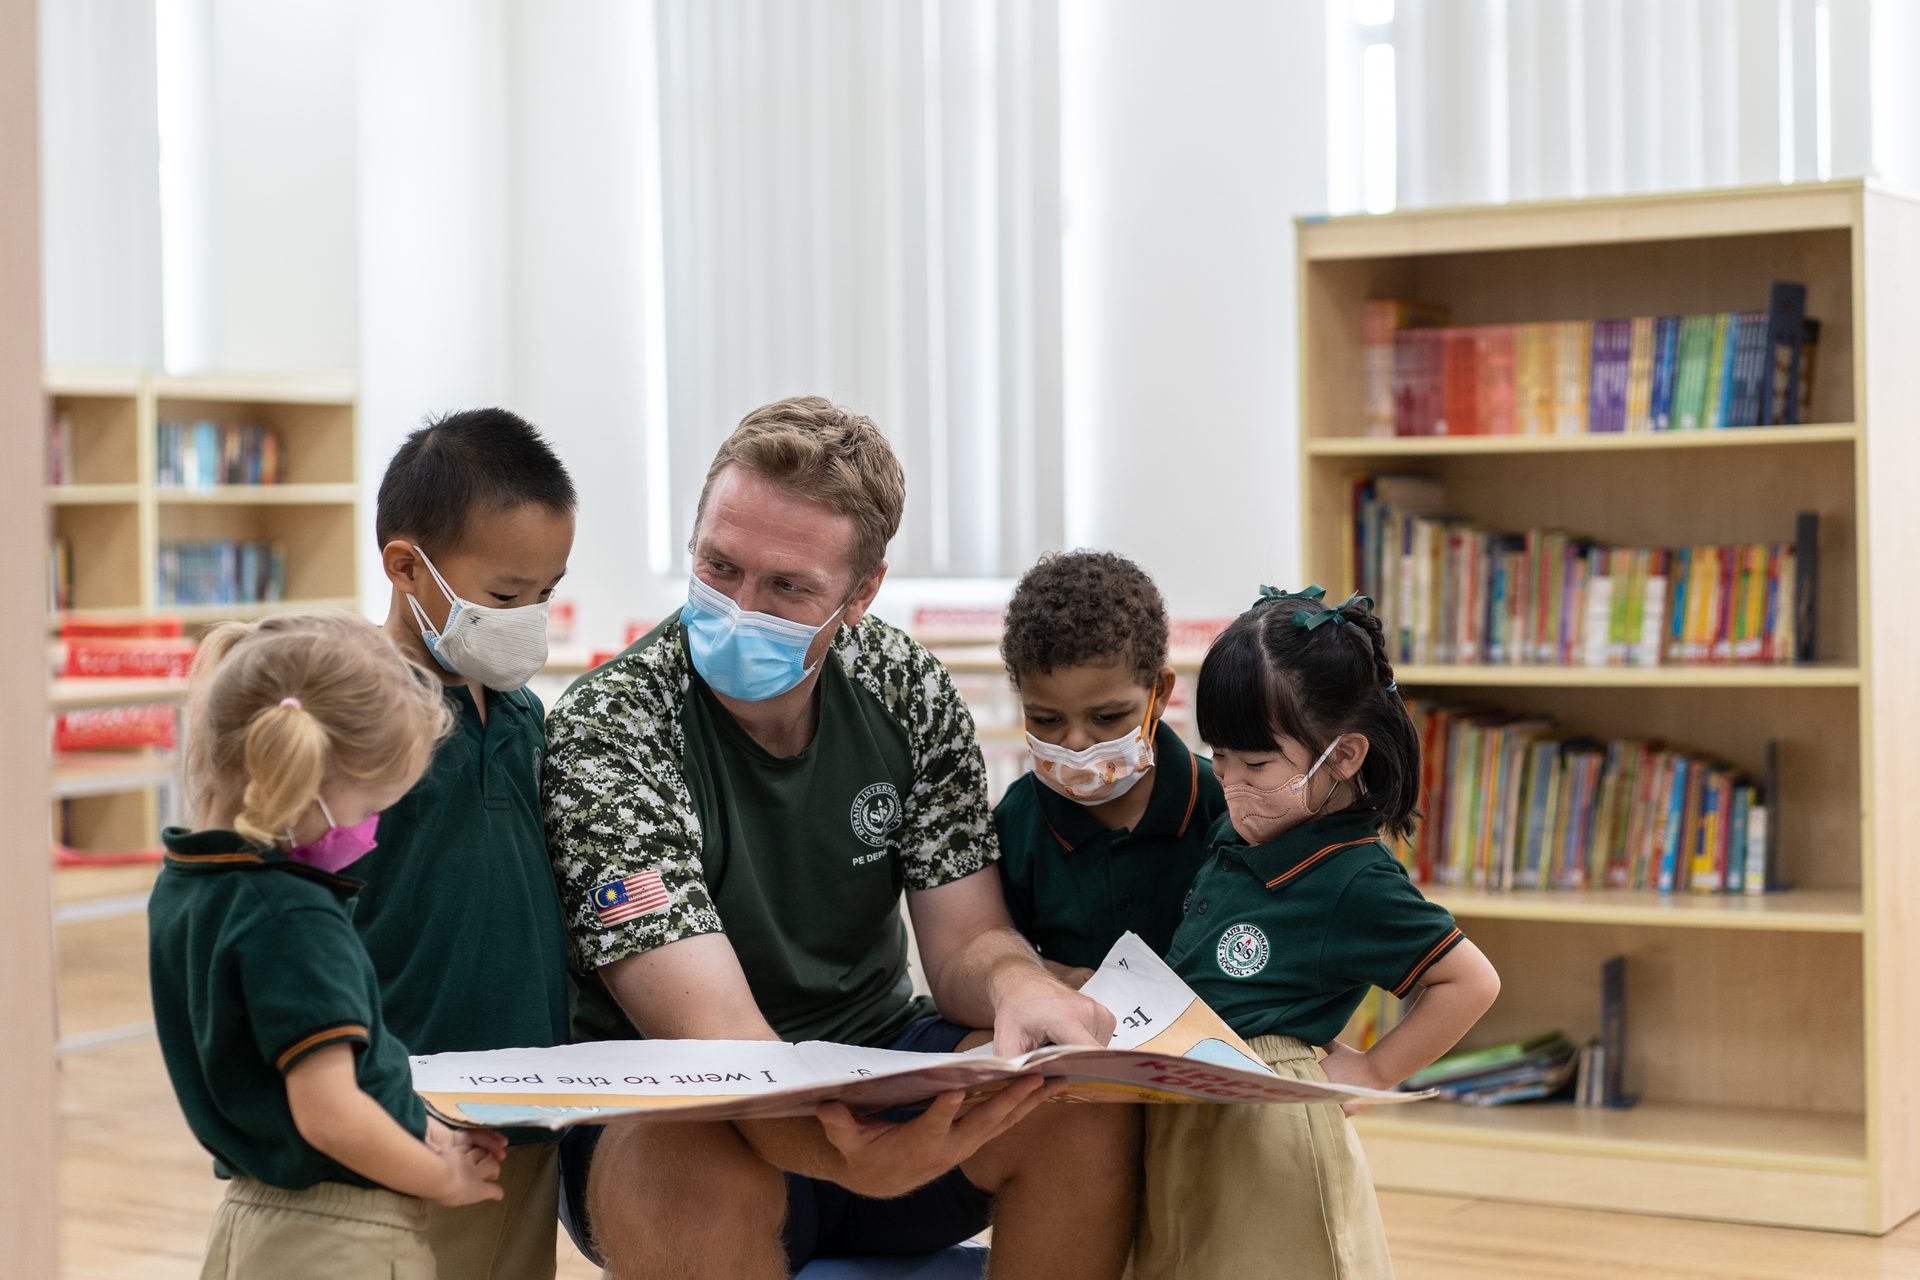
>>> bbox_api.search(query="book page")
[411,933,1424,1129]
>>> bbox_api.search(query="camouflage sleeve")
[542,634,723,972]
[839,619,1001,892]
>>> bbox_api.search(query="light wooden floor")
[54,902,1920,1278]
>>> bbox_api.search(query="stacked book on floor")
[1363,281,1820,437]
[1401,1033,1581,1106]
[1348,475,1818,667]
[1392,702,1777,896]
[157,540,288,607]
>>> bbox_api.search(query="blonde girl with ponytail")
[149,610,508,1280]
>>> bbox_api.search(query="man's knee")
[965,1101,1143,1195]
[587,1120,786,1260]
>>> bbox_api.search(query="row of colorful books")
[1362,282,1820,437]
[1348,476,1817,666]
[156,420,285,489]
[157,539,288,607]
[1392,700,1777,896]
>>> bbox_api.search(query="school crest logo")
[1216,923,1270,978]
[851,782,903,848]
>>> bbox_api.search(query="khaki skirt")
[1134,1034,1395,1280]
[199,1176,435,1280]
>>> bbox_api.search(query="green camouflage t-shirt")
[543,613,999,1047]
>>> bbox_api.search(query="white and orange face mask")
[1026,700,1160,806]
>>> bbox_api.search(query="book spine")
[1764,281,1808,425]
[1649,315,1681,431]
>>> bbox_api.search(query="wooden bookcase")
[1297,181,1920,1233]
[43,369,359,859]
[44,368,360,628]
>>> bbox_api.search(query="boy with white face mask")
[991,551,1228,986]
[357,408,577,1280]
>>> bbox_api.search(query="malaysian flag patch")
[592,871,670,925]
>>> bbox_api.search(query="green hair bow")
[1254,583,1325,609]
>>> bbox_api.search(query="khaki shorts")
[1134,1035,1395,1280]
[424,1141,559,1280]
[199,1177,433,1280]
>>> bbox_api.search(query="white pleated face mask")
[405,545,551,691]
[1025,700,1159,806]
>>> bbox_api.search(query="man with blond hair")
[543,396,1139,1278]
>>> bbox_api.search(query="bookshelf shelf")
[49,677,189,712]
[155,484,358,506]
[52,753,179,801]
[1426,886,1863,934]
[1394,663,1861,689]
[1305,422,1859,457]
[168,597,361,624]
[1357,1100,1866,1175]
[46,485,142,506]
[1299,181,1919,1233]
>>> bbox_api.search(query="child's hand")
[1318,1039,1389,1117]
[427,1117,508,1161]
[429,1131,505,1207]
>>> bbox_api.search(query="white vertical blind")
[652,0,1063,578]
[40,0,164,368]
[1328,0,1886,212]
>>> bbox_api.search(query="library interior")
[10,2,1920,1278]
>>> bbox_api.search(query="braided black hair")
[1195,587,1420,838]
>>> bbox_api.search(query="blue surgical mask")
[682,574,846,702]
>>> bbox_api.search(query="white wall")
[357,0,674,642]
[38,0,162,367]
[156,0,358,373]
[503,0,668,645]
[356,0,509,620]
[1060,0,1326,617]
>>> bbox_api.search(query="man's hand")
[1039,957,1096,989]
[990,964,1117,1059]
[815,1077,1062,1199]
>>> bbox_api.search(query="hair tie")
[1292,608,1346,630]
[1384,681,1398,694]
[279,697,302,710]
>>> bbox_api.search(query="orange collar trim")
[1263,837,1378,890]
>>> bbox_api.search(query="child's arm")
[284,1043,507,1206]
[1319,939,1500,1115]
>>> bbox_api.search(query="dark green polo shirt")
[147,828,426,1190]
[1166,810,1464,1045]
[546,614,999,1049]
[352,684,571,1058]
[994,722,1227,970]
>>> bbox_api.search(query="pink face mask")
[287,796,380,873]
[1221,737,1344,846]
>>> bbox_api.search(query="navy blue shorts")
[558,1016,993,1272]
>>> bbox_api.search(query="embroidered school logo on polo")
[593,871,670,925]
[1216,923,1271,978]
[850,782,904,849]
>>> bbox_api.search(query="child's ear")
[1330,732,1371,780]
[1151,665,1178,721]
[382,540,424,593]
